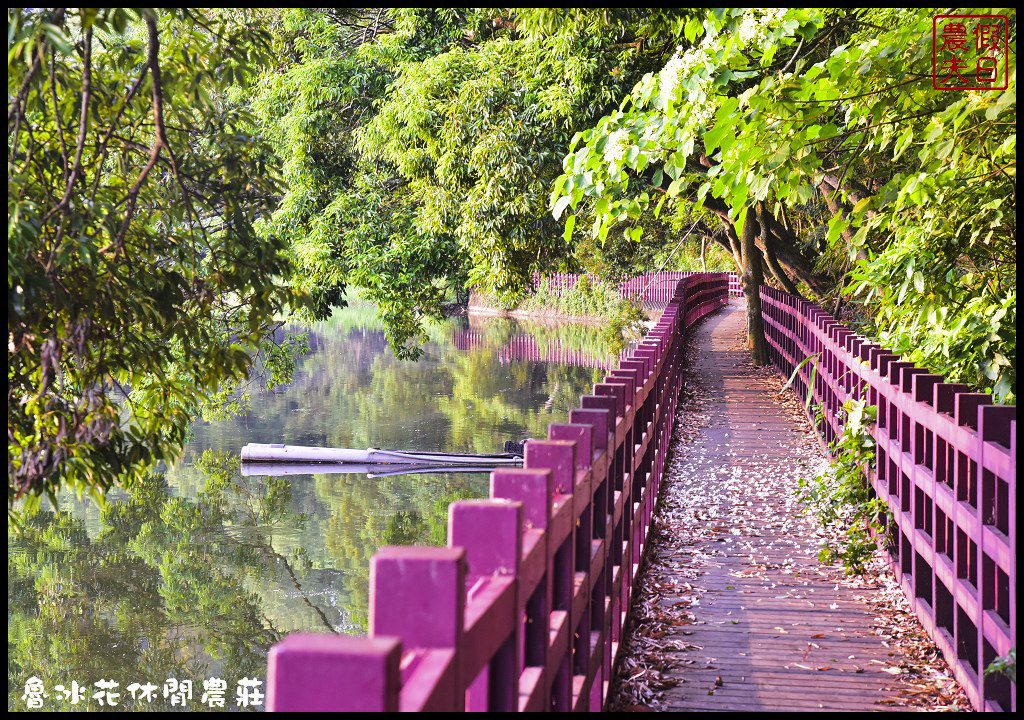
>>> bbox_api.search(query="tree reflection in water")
[9,309,618,711]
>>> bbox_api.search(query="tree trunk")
[704,196,832,300]
[756,203,802,296]
[738,207,769,366]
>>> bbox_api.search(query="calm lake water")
[8,304,616,712]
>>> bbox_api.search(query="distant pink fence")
[266,274,731,711]
[535,272,742,308]
[760,286,1016,713]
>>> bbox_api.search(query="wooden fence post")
[491,468,553,712]
[267,635,401,712]
[449,499,523,712]
[371,547,466,711]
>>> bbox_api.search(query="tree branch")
[8,41,43,133]
[48,45,70,180]
[43,25,93,271]
[88,60,152,203]
[108,16,164,254]
[143,15,209,270]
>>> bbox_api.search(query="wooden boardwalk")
[611,300,966,712]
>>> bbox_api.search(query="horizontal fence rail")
[760,286,1016,713]
[266,273,732,712]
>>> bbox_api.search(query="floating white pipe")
[240,462,511,478]
[240,443,523,466]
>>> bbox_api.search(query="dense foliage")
[8,9,302,510]
[250,9,465,356]
[553,7,1015,399]
[252,8,692,356]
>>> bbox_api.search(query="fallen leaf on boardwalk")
[882,666,904,675]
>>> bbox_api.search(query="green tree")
[254,8,694,357]
[251,9,478,358]
[553,8,1015,395]
[8,8,304,511]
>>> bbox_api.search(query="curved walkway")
[611,300,968,712]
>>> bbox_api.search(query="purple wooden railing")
[760,286,1016,713]
[532,271,742,308]
[266,273,731,712]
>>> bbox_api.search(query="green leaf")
[912,271,924,294]
[825,216,849,246]
[780,353,819,395]
[563,213,576,243]
[738,86,758,106]
[651,168,664,189]
[653,194,667,217]
[684,16,703,44]
[552,194,572,220]
[703,123,730,154]
[985,90,1014,120]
